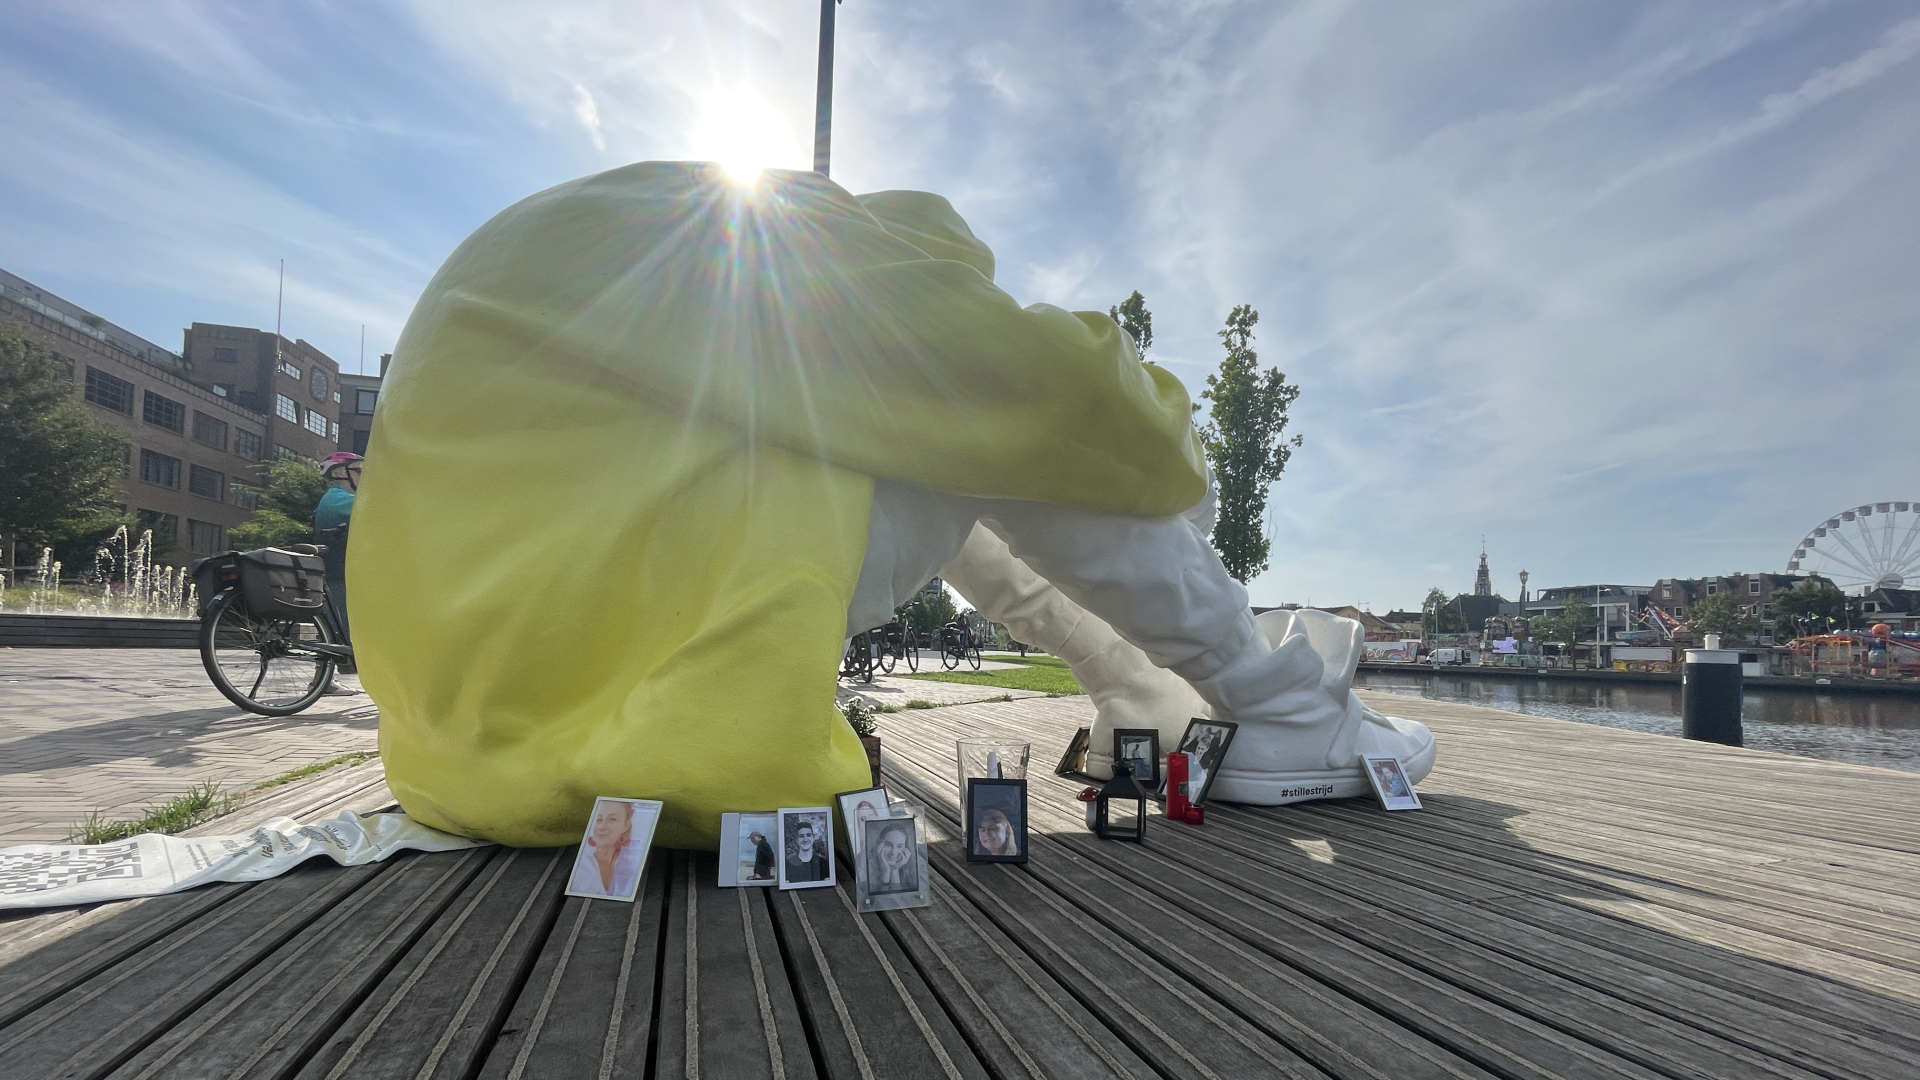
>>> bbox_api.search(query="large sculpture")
[353,162,1431,849]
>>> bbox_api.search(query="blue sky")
[3,1,1916,610]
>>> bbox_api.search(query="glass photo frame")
[565,797,663,902]
[1363,755,1422,811]
[718,811,780,888]
[856,804,930,912]
[836,785,891,856]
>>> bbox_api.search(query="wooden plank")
[652,851,820,1080]
[106,847,490,1080]
[0,860,392,1080]
[769,873,988,1080]
[290,846,568,1080]
[475,853,668,1080]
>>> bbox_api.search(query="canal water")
[1353,670,1920,775]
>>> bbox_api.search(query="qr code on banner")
[0,842,145,895]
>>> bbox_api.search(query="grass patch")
[67,750,380,843]
[903,700,939,710]
[896,654,1085,696]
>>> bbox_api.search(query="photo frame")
[565,797,664,902]
[835,785,891,855]
[1170,718,1238,807]
[1111,728,1161,789]
[965,778,1028,863]
[856,805,931,912]
[718,811,780,888]
[1363,755,1423,811]
[1054,727,1092,780]
[776,806,836,889]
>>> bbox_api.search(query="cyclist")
[316,452,361,642]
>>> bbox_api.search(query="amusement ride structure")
[1786,501,1920,593]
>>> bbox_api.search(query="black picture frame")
[1171,718,1238,807]
[964,778,1028,863]
[1111,728,1161,789]
[1054,727,1092,779]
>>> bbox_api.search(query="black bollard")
[1682,634,1743,746]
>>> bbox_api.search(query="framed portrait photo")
[776,807,836,890]
[856,805,930,912]
[718,811,780,888]
[1054,727,1092,780]
[965,778,1028,863]
[1112,728,1161,788]
[1171,718,1238,807]
[1363,755,1423,811]
[836,785,891,856]
[565,797,664,902]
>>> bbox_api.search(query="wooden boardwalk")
[2,691,1917,1079]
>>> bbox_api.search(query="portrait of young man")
[778,808,836,889]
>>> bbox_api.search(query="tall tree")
[1685,590,1760,640]
[1109,291,1153,354]
[0,321,126,573]
[1198,305,1302,582]
[1419,587,1454,638]
[1773,577,1848,636]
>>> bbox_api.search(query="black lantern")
[1093,761,1149,842]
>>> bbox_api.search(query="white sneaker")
[1193,608,1435,804]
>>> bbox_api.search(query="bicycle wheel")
[941,643,959,671]
[904,639,919,672]
[199,590,338,716]
[968,642,982,670]
[878,643,896,675]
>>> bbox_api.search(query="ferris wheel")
[1786,502,1920,593]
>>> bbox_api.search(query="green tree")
[0,321,126,572]
[1109,290,1153,354]
[1420,587,1458,637]
[1684,590,1760,640]
[1772,577,1847,637]
[1198,305,1302,582]
[898,587,957,643]
[229,459,331,549]
[1529,594,1596,644]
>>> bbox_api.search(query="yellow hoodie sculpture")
[352,162,1206,848]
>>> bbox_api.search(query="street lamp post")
[813,0,841,175]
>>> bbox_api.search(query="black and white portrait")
[777,807,835,889]
[1113,728,1160,788]
[862,818,918,894]
[966,778,1027,863]
[837,786,890,856]
[1173,719,1238,806]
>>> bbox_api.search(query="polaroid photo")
[856,805,931,912]
[1112,728,1161,788]
[1171,718,1238,807]
[566,797,664,902]
[965,778,1028,864]
[718,811,780,888]
[1054,727,1092,779]
[1363,755,1423,811]
[776,806,836,889]
[836,786,891,856]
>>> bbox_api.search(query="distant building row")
[3,267,385,568]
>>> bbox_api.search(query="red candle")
[1166,752,1190,821]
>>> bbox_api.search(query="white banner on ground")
[0,811,488,911]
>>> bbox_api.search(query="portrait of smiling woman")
[865,820,918,894]
[966,778,1027,863]
[566,797,662,902]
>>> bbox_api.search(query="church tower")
[1473,544,1492,597]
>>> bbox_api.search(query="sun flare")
[692,89,801,183]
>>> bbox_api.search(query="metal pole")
[813,0,838,175]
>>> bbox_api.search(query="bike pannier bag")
[189,551,245,617]
[238,547,328,620]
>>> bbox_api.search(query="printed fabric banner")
[0,810,488,911]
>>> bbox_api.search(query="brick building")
[179,323,344,466]
[1645,572,1808,643]
[337,354,387,457]
[2,269,270,569]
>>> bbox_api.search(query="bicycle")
[839,629,877,683]
[874,620,917,674]
[938,628,982,672]
[192,545,353,716]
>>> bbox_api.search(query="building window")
[280,359,302,380]
[139,449,181,489]
[213,346,239,362]
[352,428,370,454]
[84,366,135,414]
[213,384,230,397]
[234,429,263,461]
[1705,583,1717,595]
[231,484,259,511]
[189,464,225,500]
[1673,606,1685,617]
[142,390,185,433]
[355,388,379,415]
[276,444,298,461]
[276,394,299,422]
[1764,604,1774,616]
[186,520,222,555]
[304,409,329,437]
[332,391,341,403]
[312,370,329,401]
[136,509,179,552]
[192,411,229,450]
[1749,579,1761,595]
[329,420,339,443]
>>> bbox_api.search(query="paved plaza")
[0,648,378,843]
